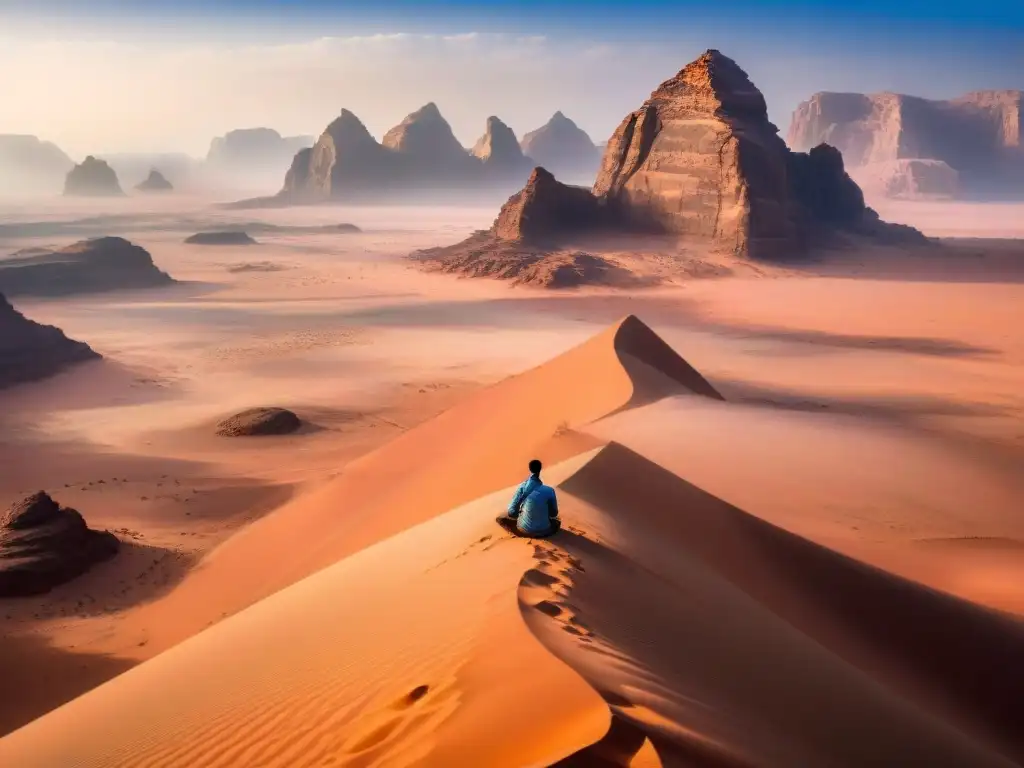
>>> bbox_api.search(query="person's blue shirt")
[507,474,559,534]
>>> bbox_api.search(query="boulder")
[519,112,601,184]
[787,90,1024,199]
[0,492,119,596]
[135,168,174,193]
[216,407,302,437]
[185,231,257,246]
[63,156,124,197]
[0,293,99,389]
[0,237,173,297]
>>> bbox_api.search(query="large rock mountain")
[415,50,922,284]
[279,105,536,203]
[0,293,99,389]
[0,135,74,196]
[787,90,1024,199]
[519,111,601,185]
[63,156,124,197]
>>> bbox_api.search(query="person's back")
[518,483,558,535]
[500,458,560,537]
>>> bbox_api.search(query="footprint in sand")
[341,684,437,755]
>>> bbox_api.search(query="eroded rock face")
[216,407,302,437]
[850,159,959,201]
[381,102,478,180]
[519,112,600,184]
[788,90,1024,199]
[412,49,923,284]
[0,492,119,596]
[472,116,535,181]
[0,237,173,297]
[0,293,99,388]
[494,167,601,244]
[135,169,173,192]
[63,156,124,197]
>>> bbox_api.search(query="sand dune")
[2,315,1021,767]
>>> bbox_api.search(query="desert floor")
[0,196,1022,766]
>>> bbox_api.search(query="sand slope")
[111,315,720,657]
[2,316,1020,767]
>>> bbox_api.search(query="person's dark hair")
[528,459,542,475]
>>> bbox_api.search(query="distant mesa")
[0,134,74,195]
[63,155,124,197]
[0,491,119,597]
[0,237,173,297]
[414,50,925,287]
[185,231,257,246]
[519,111,601,185]
[788,90,1024,200]
[207,128,314,189]
[0,293,99,389]
[135,168,174,193]
[272,105,537,206]
[216,407,302,437]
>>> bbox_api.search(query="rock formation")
[0,135,74,196]
[63,156,124,197]
[413,50,924,286]
[0,237,173,297]
[206,128,314,189]
[216,407,302,437]
[787,90,1024,199]
[185,231,256,245]
[0,293,99,388]
[135,168,174,192]
[103,153,196,190]
[0,492,119,596]
[850,159,959,201]
[276,106,533,205]
[519,112,601,184]
[472,116,536,181]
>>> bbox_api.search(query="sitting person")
[497,459,561,537]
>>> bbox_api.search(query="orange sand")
[1,198,1022,765]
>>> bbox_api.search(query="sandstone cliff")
[413,50,923,285]
[0,293,99,389]
[787,90,1024,199]
[471,116,535,181]
[63,156,124,197]
[519,112,600,184]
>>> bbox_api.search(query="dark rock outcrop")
[0,492,119,596]
[519,112,601,184]
[135,169,174,193]
[216,407,302,437]
[0,294,99,388]
[0,237,173,297]
[0,135,74,195]
[493,167,601,244]
[414,50,924,286]
[787,90,1024,199]
[184,231,256,246]
[63,156,124,197]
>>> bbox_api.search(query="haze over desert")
[1,3,1023,767]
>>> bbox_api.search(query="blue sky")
[1,1,1020,156]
